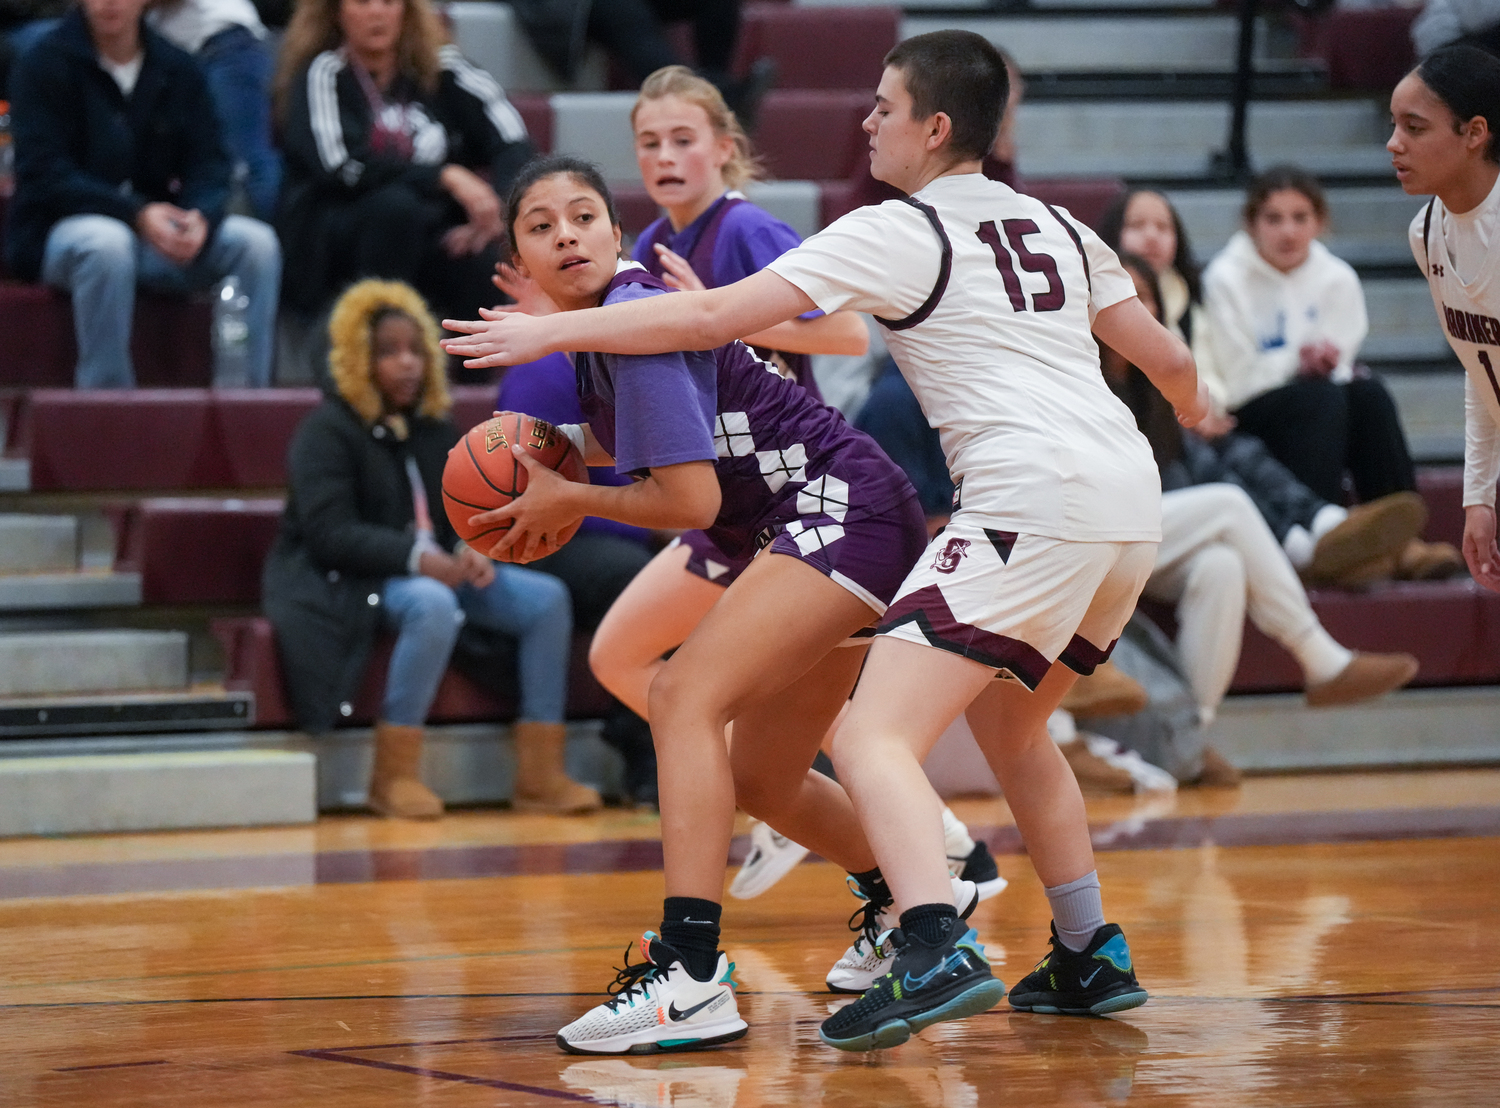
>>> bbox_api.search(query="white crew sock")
[1288,623,1355,687]
[1310,504,1348,541]
[1283,506,1348,570]
[941,806,975,861]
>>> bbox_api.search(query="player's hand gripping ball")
[442,411,590,551]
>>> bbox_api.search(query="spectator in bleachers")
[1201,165,1464,579]
[262,279,599,818]
[1104,251,1420,782]
[1102,187,1430,588]
[147,0,282,221]
[6,0,281,388]
[273,0,533,325]
[497,348,661,806]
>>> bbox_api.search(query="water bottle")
[213,274,251,387]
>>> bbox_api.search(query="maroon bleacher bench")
[213,615,615,727]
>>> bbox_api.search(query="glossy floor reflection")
[2,772,1498,1106]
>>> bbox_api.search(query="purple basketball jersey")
[577,267,913,562]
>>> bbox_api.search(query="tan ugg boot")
[368,722,444,819]
[1060,661,1149,720]
[511,721,603,814]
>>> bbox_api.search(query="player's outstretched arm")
[1092,297,1210,427]
[442,270,817,369]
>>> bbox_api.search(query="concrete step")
[903,13,1288,73]
[1381,370,1465,464]
[1363,278,1453,362]
[0,722,625,813]
[1167,186,1426,269]
[1015,99,1389,180]
[0,571,143,612]
[0,686,254,738]
[0,629,187,697]
[0,749,315,836]
[0,514,77,573]
[0,459,29,493]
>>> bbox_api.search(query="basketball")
[441,411,590,550]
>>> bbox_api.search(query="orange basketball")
[442,411,590,552]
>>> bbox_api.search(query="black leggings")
[587,0,743,82]
[1231,375,1416,505]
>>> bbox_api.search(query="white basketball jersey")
[1411,187,1500,507]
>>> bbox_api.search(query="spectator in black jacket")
[262,279,598,819]
[273,0,533,323]
[5,0,280,388]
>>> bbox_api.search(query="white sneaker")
[557,933,747,1055]
[560,1058,748,1106]
[825,875,978,994]
[728,820,809,899]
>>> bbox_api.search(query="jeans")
[381,567,573,727]
[40,213,281,388]
[197,26,282,221]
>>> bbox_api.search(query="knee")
[50,215,135,274]
[645,656,720,736]
[217,215,281,271]
[731,763,787,823]
[394,578,464,640]
[1211,483,1261,528]
[1183,544,1246,600]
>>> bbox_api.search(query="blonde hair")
[327,279,451,427]
[631,65,763,190]
[275,0,448,121]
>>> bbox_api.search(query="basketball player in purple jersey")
[445,31,1209,1051]
[457,154,985,1055]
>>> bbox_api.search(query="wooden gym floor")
[2,768,1498,1106]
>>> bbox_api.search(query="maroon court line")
[290,1049,600,1103]
[2,806,1497,899]
[52,1059,170,1073]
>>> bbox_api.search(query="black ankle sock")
[900,902,958,945]
[660,897,722,981]
[849,866,892,907]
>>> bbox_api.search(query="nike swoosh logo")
[902,952,965,993]
[1079,967,1102,988]
[667,996,717,1022]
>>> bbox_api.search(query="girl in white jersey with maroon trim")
[445,30,1208,1051]
[1389,44,1500,591]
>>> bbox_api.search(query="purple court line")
[290,1049,600,1103]
[2,805,1497,899]
[52,1060,169,1073]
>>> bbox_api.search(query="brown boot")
[1317,551,1398,590]
[511,720,603,814]
[1306,652,1419,708]
[1396,539,1466,581]
[1304,492,1426,586]
[1185,746,1242,788]
[1057,739,1136,795]
[1059,661,1149,720]
[368,722,444,819]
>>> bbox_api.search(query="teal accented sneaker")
[1007,922,1149,1016]
[557,933,747,1055]
[818,918,1006,1052]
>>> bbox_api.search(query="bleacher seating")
[732,3,898,92]
[1296,9,1418,93]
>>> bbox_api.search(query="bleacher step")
[0,749,314,836]
[0,687,255,738]
[0,629,187,697]
[0,458,29,492]
[0,514,77,573]
[0,571,143,612]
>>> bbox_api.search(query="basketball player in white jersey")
[444,29,1208,1051]
[1390,43,1500,592]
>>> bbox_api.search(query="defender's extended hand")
[442,310,552,369]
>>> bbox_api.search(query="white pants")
[1143,484,1346,718]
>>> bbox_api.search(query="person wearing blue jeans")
[40,211,279,387]
[149,1,282,220]
[262,279,599,819]
[5,0,281,388]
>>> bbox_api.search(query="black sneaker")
[956,840,1009,900]
[818,917,1006,1052]
[1007,923,1148,1016]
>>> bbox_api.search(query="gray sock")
[1045,870,1104,952]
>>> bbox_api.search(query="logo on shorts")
[933,537,971,574]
